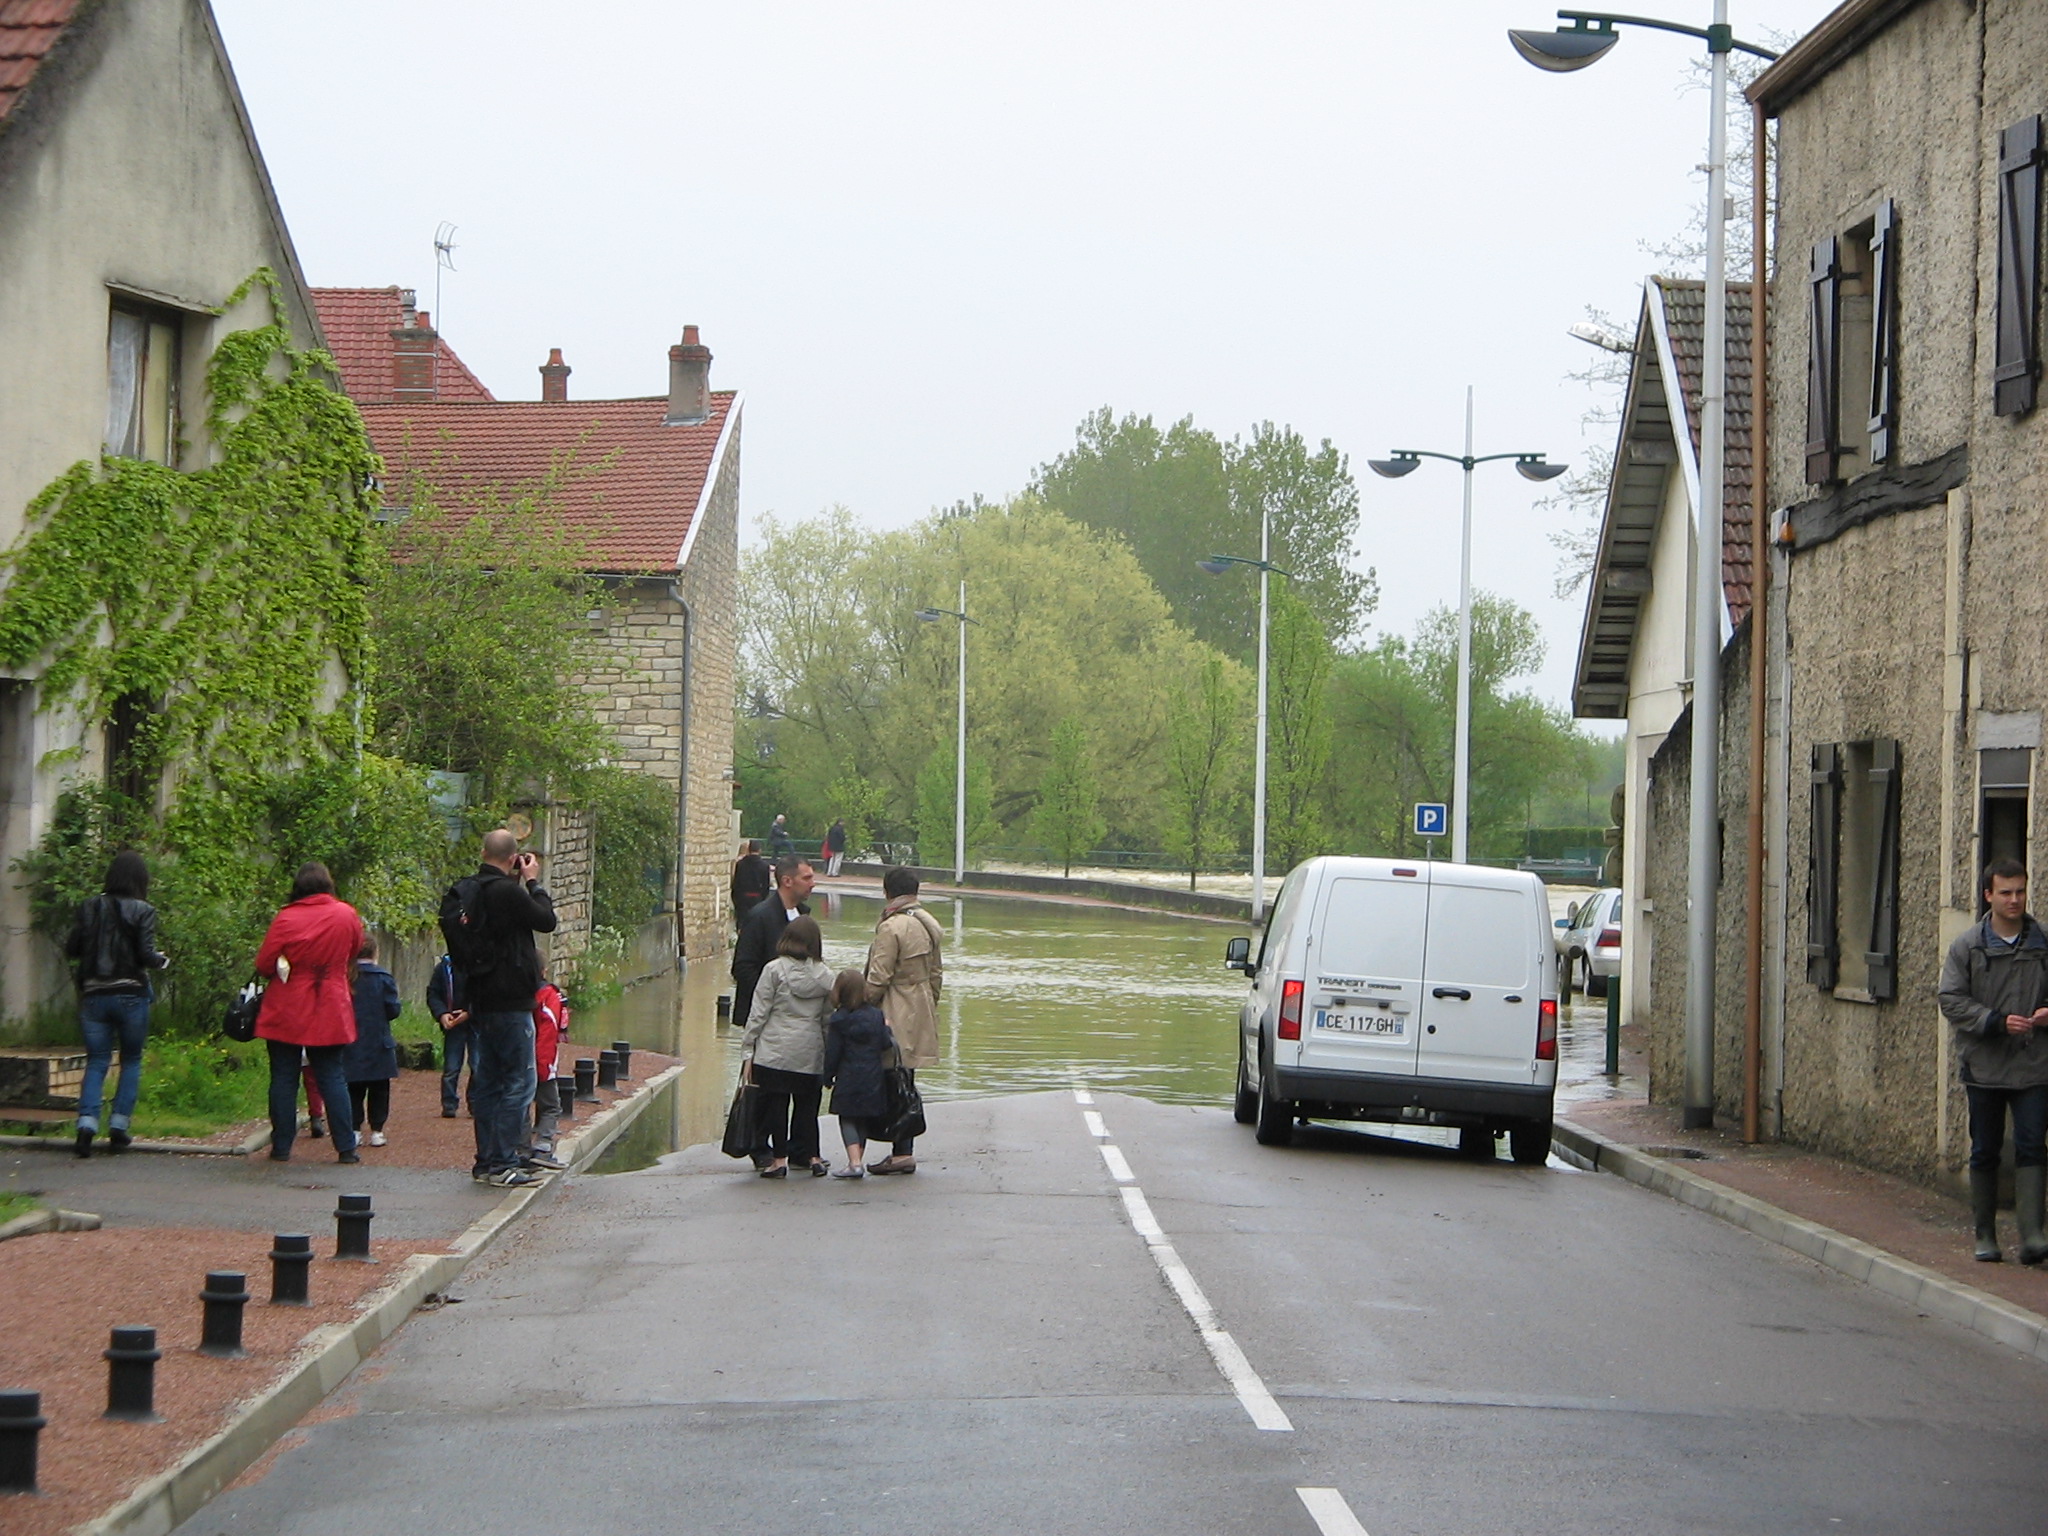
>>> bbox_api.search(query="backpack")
[438,875,499,980]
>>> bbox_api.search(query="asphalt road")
[184,1091,2048,1535]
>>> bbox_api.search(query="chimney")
[540,347,572,403]
[664,324,712,425]
[392,297,438,403]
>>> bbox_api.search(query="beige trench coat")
[866,900,944,1068]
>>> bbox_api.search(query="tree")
[1030,719,1105,876]
[1164,655,1247,889]
[1266,589,1333,872]
[915,747,995,871]
[1228,423,1378,647]
[824,759,889,862]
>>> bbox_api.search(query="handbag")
[221,976,265,1043]
[877,1065,926,1145]
[720,1076,767,1159]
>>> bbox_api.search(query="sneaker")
[487,1167,543,1187]
[441,1108,458,1119]
[471,1169,491,1183]
[368,1131,387,1147]
[521,1152,568,1171]
[832,1165,866,1179]
[337,1151,362,1165]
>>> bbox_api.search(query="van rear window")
[1424,886,1532,990]
[1317,877,1428,979]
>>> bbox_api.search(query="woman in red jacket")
[255,862,366,1163]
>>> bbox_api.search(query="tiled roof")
[0,0,82,124]
[309,287,495,404]
[1655,276,1756,626]
[357,393,737,575]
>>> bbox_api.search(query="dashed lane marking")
[1082,1109,1109,1139]
[1296,1487,1371,1535]
[1100,1143,1137,1183]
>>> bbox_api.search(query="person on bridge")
[1939,857,2048,1264]
[730,839,771,938]
[253,862,365,1165]
[823,818,848,877]
[768,814,794,858]
[732,855,815,1032]
[741,916,835,1177]
[864,866,944,1175]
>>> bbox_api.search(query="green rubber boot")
[1971,1167,2003,1262]
[2018,1165,2048,1266]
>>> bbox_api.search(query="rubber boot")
[2017,1164,2048,1265]
[1971,1166,2004,1262]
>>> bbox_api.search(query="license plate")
[1315,1007,1405,1037]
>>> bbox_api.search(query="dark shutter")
[1995,116,2044,418]
[1867,200,1900,463]
[1807,743,1842,988]
[1863,739,1902,1001]
[1806,236,1843,483]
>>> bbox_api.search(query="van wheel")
[1253,1050,1294,1147]
[1458,1125,1494,1160]
[1233,1046,1258,1125]
[1509,1119,1552,1166]
[1585,967,1609,999]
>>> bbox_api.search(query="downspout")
[1743,97,1770,1144]
[667,580,692,964]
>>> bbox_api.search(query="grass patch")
[0,1189,42,1225]
[126,1033,269,1139]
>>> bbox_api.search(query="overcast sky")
[212,0,1837,714]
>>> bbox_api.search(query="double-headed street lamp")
[916,582,979,886]
[1196,551,1294,925]
[1369,387,1565,865]
[1509,6,1778,1131]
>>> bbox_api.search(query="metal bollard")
[716,994,732,1019]
[610,1041,634,1080]
[0,1390,46,1490]
[198,1272,249,1359]
[555,1076,577,1122]
[270,1233,313,1304]
[597,1050,620,1091]
[334,1194,375,1262]
[1604,982,1620,1077]
[104,1326,163,1422]
[574,1059,599,1103]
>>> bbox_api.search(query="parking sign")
[1414,802,1448,838]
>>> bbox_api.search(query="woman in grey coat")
[741,916,835,1178]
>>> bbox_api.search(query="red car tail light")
[1596,926,1622,950]
[1536,997,1558,1061]
[1278,979,1304,1040]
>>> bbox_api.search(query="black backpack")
[438,874,498,981]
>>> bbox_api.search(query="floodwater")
[581,886,1638,1170]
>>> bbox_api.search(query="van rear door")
[1297,864,1429,1078]
[1415,868,1542,1085]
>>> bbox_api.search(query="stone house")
[312,292,742,964]
[0,0,326,1026]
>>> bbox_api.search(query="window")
[1981,747,2031,910]
[1807,739,1902,999]
[1805,200,1901,484]
[1995,116,2043,419]
[104,304,180,463]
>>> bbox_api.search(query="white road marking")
[1072,1087,1094,1105]
[1296,1487,1370,1535]
[1099,1143,1136,1183]
[1117,1185,1163,1239]
[1082,1109,1109,1139]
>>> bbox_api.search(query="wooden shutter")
[1995,116,2044,418]
[1807,743,1842,988]
[1863,739,1903,1001]
[1806,236,1843,483]
[1866,200,1900,463]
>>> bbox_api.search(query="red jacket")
[254,894,366,1048]
[534,981,568,1079]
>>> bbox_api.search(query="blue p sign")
[1414,802,1448,838]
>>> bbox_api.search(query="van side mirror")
[1224,936,1252,972]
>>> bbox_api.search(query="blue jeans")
[1967,1083,2048,1171]
[470,1010,537,1176]
[441,1020,475,1114]
[268,1040,356,1159]
[77,990,151,1134]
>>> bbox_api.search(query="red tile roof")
[357,393,737,575]
[0,0,82,124]
[309,287,495,404]
[1656,277,1756,626]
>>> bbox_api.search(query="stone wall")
[675,419,741,961]
[539,802,592,967]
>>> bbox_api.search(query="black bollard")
[334,1194,375,1262]
[555,1076,577,1123]
[597,1050,620,1091]
[716,993,732,1019]
[574,1059,599,1103]
[610,1041,634,1080]
[0,1390,46,1491]
[198,1272,249,1359]
[104,1326,163,1422]
[270,1233,313,1304]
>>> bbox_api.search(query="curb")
[0,1206,100,1241]
[1553,1117,2048,1364]
[2,1123,273,1158]
[79,1062,684,1536]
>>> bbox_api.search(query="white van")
[1226,856,1558,1164]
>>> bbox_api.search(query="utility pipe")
[1743,97,1769,1144]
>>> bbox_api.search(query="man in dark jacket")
[730,840,771,938]
[732,855,815,1031]
[462,828,559,1187]
[1938,858,2048,1263]
[426,955,473,1119]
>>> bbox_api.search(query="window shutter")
[1867,200,1900,463]
[1863,739,1902,1001]
[1807,743,1841,988]
[1806,236,1843,483]
[1995,116,2044,418]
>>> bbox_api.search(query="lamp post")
[1197,550,1294,924]
[916,583,978,885]
[1369,389,1565,865]
[1508,7,1778,1130]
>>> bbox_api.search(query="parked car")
[1227,856,1558,1165]
[1554,887,1623,998]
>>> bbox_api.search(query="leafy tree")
[1163,655,1247,888]
[824,759,889,861]
[1030,719,1106,876]
[1266,588,1333,872]
[914,747,995,871]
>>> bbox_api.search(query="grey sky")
[213,0,1836,712]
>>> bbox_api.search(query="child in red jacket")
[521,965,569,1171]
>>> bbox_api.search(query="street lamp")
[1195,551,1294,924]
[916,582,978,885]
[1509,6,1778,1131]
[1369,387,1564,866]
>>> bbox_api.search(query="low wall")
[838,863,1252,923]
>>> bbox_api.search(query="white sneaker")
[368,1131,387,1147]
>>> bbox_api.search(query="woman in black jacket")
[822,969,894,1179]
[63,851,169,1157]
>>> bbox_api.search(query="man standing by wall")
[865,866,943,1176]
[1939,859,2048,1263]
[732,855,814,1030]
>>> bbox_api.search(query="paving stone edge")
[1552,1116,2048,1364]
[77,1062,685,1536]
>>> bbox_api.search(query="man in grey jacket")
[1938,858,2048,1263]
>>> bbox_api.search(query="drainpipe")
[1743,97,1770,1144]
[667,579,692,965]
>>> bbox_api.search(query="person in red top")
[254,862,366,1164]
[521,966,569,1170]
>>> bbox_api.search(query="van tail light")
[1278,979,1304,1040]
[1596,927,1622,950]
[1536,998,1558,1061]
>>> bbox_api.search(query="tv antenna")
[432,222,458,393]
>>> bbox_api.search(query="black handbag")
[877,1065,926,1144]
[221,977,265,1043]
[720,1078,766,1159]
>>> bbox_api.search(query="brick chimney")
[663,324,712,426]
[391,294,438,403]
[540,347,571,402]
